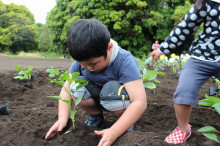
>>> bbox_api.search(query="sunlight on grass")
[17,52,41,58]
[0,52,70,59]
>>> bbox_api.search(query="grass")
[0,51,71,59]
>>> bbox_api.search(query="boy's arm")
[45,81,70,140]
[95,78,147,146]
[58,81,70,121]
[113,78,147,134]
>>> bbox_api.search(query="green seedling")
[46,66,60,78]
[199,93,220,114]
[213,76,220,90]
[14,65,33,80]
[198,90,220,143]
[47,71,88,133]
[142,69,165,89]
[198,126,220,143]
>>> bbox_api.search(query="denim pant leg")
[174,58,217,105]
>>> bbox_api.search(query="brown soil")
[0,55,219,146]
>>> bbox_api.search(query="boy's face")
[78,43,112,73]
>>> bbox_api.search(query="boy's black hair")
[67,19,111,61]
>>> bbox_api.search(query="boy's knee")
[99,81,130,111]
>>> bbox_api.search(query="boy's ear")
[108,42,113,51]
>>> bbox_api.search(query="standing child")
[45,19,147,146]
[148,0,220,144]
[152,40,160,52]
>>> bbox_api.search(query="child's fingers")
[94,130,103,136]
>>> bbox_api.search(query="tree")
[47,0,197,57]
[36,23,54,52]
[0,1,38,53]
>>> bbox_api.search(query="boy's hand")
[94,128,118,146]
[45,118,67,140]
[148,50,162,61]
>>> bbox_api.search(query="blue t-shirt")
[69,47,141,84]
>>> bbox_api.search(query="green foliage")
[198,77,220,144]
[47,72,88,131]
[14,65,33,80]
[199,94,220,114]
[198,126,220,143]
[36,23,54,52]
[46,67,60,78]
[0,2,38,53]
[46,0,191,58]
[142,69,165,89]
[171,1,193,25]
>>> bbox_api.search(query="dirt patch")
[0,56,219,146]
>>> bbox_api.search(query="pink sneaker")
[165,124,192,144]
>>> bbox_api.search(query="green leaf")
[48,79,65,86]
[49,74,55,78]
[198,101,214,107]
[75,96,83,106]
[76,82,88,91]
[54,69,60,75]
[60,99,69,103]
[75,79,88,83]
[205,94,220,103]
[157,71,165,75]
[71,72,80,80]
[144,82,156,89]
[65,130,72,134]
[47,96,62,100]
[59,72,71,81]
[202,133,220,143]
[154,79,161,83]
[14,76,25,80]
[142,69,157,81]
[14,65,22,71]
[198,126,220,133]
[18,71,25,75]
[26,66,33,74]
[212,103,220,115]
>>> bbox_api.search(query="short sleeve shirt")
[69,47,141,85]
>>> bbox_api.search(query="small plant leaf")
[198,126,220,133]
[14,65,22,71]
[54,69,60,75]
[26,66,33,73]
[49,74,55,78]
[71,72,80,80]
[212,103,220,115]
[62,99,69,103]
[144,82,156,89]
[157,71,165,75]
[76,82,88,91]
[59,72,71,82]
[205,95,220,103]
[14,76,26,80]
[75,96,83,107]
[147,70,158,80]
[75,79,88,83]
[154,79,161,83]
[18,71,25,75]
[65,130,72,134]
[49,79,65,86]
[198,101,214,107]
[47,96,62,100]
[202,133,220,143]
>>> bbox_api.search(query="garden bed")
[0,57,219,146]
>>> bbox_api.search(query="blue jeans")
[174,57,220,105]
